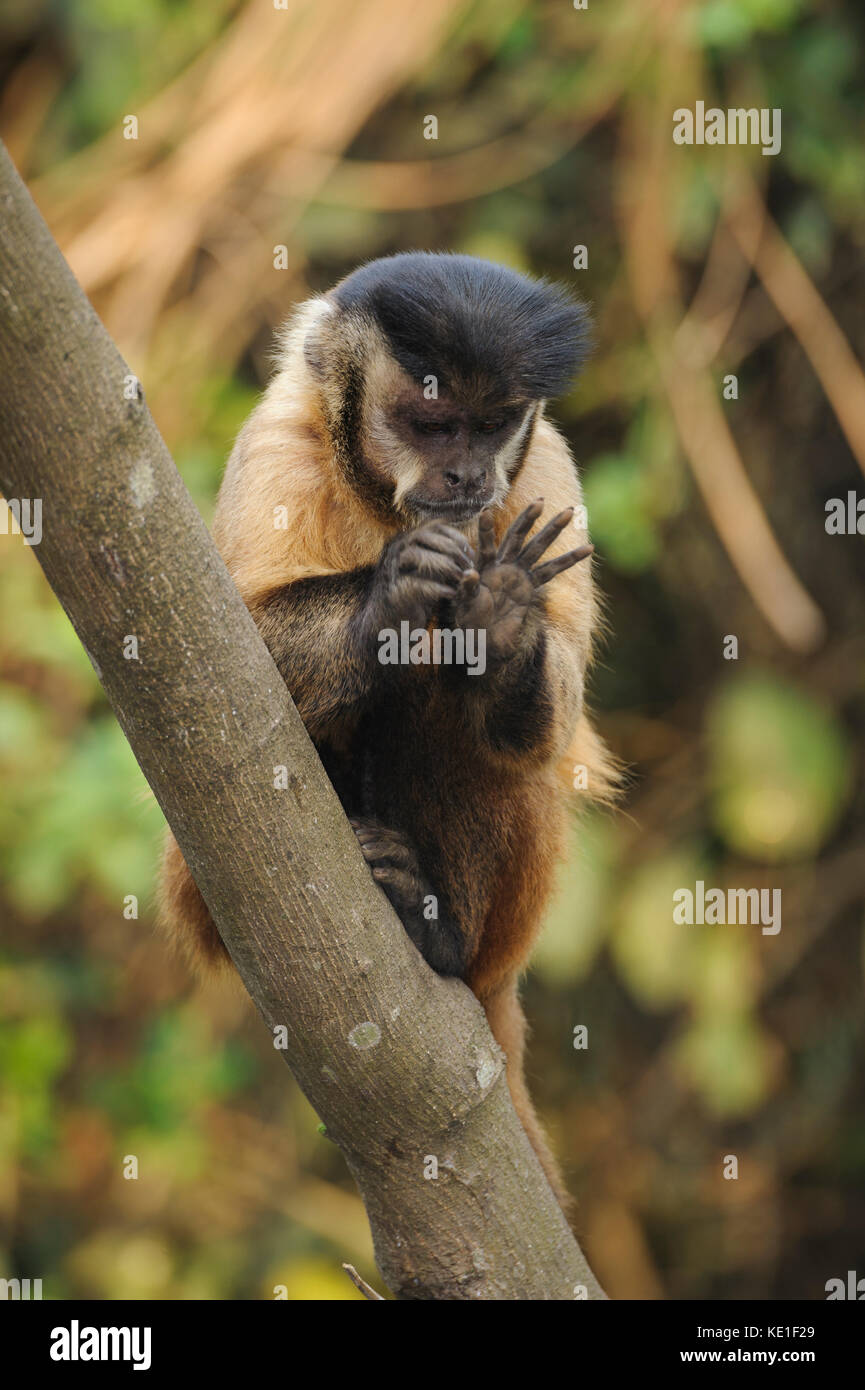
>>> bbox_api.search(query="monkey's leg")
[482,979,572,1212]
[350,819,471,978]
[158,830,230,973]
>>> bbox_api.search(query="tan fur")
[360,333,430,508]
[484,980,571,1208]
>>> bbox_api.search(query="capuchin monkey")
[159,252,615,1208]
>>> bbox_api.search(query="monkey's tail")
[482,980,573,1214]
[157,829,231,976]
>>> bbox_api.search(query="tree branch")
[0,140,605,1301]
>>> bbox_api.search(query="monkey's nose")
[445,467,487,492]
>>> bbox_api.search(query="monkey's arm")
[470,622,583,762]
[252,570,377,740]
[253,520,473,739]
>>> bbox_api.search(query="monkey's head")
[302,252,591,526]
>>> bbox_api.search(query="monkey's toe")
[351,819,424,913]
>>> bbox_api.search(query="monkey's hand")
[452,501,592,663]
[350,819,467,977]
[366,522,475,635]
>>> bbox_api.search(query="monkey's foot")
[350,819,425,915]
[349,818,467,977]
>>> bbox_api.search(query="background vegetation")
[1,0,863,1299]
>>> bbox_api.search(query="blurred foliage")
[1,0,864,1301]
[707,674,852,861]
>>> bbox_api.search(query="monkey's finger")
[356,830,414,864]
[405,534,474,572]
[401,547,470,582]
[498,499,544,561]
[363,844,414,871]
[457,568,480,601]
[353,828,383,846]
[531,544,593,587]
[371,865,418,902]
[418,524,475,563]
[476,509,498,567]
[397,578,464,605]
[519,508,575,567]
[353,825,408,848]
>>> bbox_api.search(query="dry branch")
[616,75,826,654]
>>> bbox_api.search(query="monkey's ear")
[298,298,339,379]
[303,322,329,379]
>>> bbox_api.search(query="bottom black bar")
[1,1298,860,1375]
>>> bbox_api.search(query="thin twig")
[342,1264,385,1301]
[729,176,865,483]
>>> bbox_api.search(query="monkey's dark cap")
[331,251,592,402]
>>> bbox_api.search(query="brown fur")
[158,290,615,1210]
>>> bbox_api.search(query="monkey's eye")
[413,420,453,435]
[474,419,505,433]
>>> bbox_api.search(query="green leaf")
[583,453,660,574]
[4,718,161,914]
[672,1012,779,1116]
[533,812,618,986]
[706,674,852,862]
[698,0,804,50]
[611,851,703,1009]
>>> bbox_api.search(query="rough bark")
[0,140,605,1300]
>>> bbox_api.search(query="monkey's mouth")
[407,495,492,524]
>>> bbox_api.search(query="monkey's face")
[386,386,536,523]
[360,346,537,526]
[303,294,560,528]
